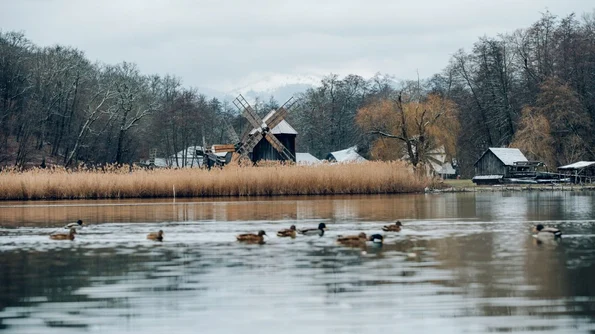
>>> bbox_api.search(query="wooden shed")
[557,161,595,183]
[472,148,530,184]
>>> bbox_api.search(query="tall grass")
[0,161,433,201]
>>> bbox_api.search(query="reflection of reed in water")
[0,193,449,228]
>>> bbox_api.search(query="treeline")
[0,31,236,168]
[2,11,595,176]
[294,11,595,175]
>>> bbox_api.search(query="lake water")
[0,192,594,333]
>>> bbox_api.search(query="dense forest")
[1,11,594,176]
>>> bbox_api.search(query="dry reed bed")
[0,161,431,200]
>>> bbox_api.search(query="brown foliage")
[510,106,556,169]
[356,94,460,168]
[513,78,592,166]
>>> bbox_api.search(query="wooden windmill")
[214,94,298,164]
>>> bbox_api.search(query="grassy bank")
[443,179,476,189]
[0,161,432,201]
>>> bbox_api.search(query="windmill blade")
[233,94,263,130]
[239,124,253,143]
[236,131,263,158]
[265,96,297,131]
[280,96,298,111]
[264,132,295,161]
[222,117,240,144]
[264,107,287,130]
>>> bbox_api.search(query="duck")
[382,220,403,232]
[532,224,562,239]
[298,223,327,236]
[337,232,367,247]
[237,230,267,244]
[368,233,384,244]
[277,225,297,238]
[64,219,84,229]
[50,228,76,240]
[147,230,164,241]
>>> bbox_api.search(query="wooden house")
[472,148,533,184]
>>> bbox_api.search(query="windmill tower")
[213,94,298,164]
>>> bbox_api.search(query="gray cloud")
[1,0,593,93]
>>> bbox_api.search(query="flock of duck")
[234,221,401,246]
[48,220,562,245]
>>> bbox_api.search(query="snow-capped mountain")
[226,74,322,103]
[229,74,322,95]
[197,74,321,104]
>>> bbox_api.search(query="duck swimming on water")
[237,230,267,244]
[277,225,297,238]
[368,234,384,244]
[50,228,76,240]
[382,221,402,232]
[147,230,164,241]
[532,224,562,239]
[337,232,367,247]
[298,223,327,236]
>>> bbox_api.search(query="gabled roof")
[249,110,298,135]
[474,148,528,166]
[328,146,367,163]
[296,153,321,165]
[558,161,595,170]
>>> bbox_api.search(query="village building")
[143,146,204,168]
[296,152,322,165]
[472,147,541,184]
[326,146,367,163]
[557,161,595,183]
[426,146,457,179]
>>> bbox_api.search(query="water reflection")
[0,192,594,333]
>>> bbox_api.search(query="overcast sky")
[1,0,593,93]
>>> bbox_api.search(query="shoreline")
[435,184,595,193]
[1,183,593,203]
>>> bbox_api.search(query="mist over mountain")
[198,74,322,103]
[201,73,401,104]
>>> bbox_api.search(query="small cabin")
[250,110,297,162]
[473,148,535,184]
